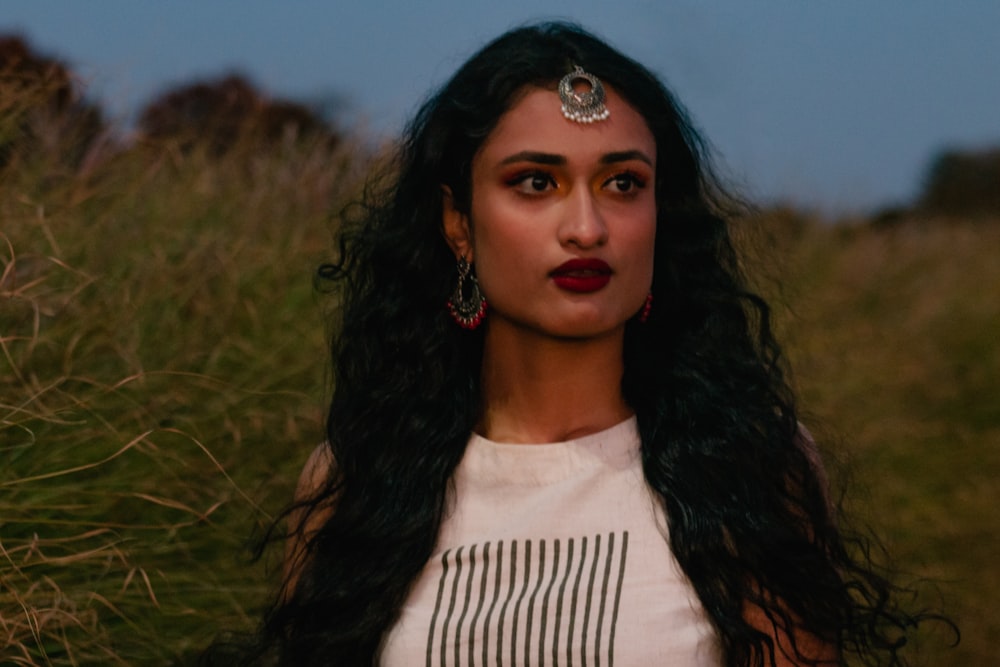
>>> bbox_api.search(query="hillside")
[2,45,996,663]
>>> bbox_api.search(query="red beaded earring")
[639,292,653,324]
[447,257,487,329]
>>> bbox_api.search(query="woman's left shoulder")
[793,421,835,518]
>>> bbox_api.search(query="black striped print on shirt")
[425,532,629,667]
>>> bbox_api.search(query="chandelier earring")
[447,257,487,330]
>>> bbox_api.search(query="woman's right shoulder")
[282,443,337,599]
[295,441,336,503]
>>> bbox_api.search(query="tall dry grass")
[745,210,999,665]
[2,88,364,662]
[3,78,996,663]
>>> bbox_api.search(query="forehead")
[477,86,656,164]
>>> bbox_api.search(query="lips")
[550,258,612,293]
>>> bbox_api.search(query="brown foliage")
[918,147,1000,217]
[137,73,339,155]
[0,34,108,170]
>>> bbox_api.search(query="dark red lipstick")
[550,258,612,293]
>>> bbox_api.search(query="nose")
[558,187,608,249]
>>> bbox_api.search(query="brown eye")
[507,171,556,194]
[530,174,550,191]
[604,171,646,194]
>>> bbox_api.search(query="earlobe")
[441,186,473,261]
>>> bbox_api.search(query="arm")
[281,442,336,600]
[744,600,839,666]
[742,423,839,666]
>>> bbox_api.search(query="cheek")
[475,232,532,294]
[469,219,523,296]
[470,198,537,269]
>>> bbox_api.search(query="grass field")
[2,125,996,663]
[1,132,359,663]
[758,211,999,665]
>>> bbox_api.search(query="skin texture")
[443,86,656,444]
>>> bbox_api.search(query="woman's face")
[444,85,656,341]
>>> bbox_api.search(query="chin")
[549,317,627,341]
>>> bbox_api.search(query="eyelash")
[506,171,556,193]
[505,169,648,195]
[603,171,647,193]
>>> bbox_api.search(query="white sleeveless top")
[380,417,722,666]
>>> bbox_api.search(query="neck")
[477,322,632,444]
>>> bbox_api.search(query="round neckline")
[470,415,638,447]
[460,415,640,486]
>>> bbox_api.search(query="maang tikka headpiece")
[558,65,610,124]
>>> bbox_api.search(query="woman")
[251,22,929,666]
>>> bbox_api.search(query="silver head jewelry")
[558,65,610,124]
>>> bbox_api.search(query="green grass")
[749,213,1000,664]
[2,107,996,662]
[2,129,361,664]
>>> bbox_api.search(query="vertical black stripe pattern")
[440,545,464,667]
[510,539,532,665]
[482,540,504,666]
[423,532,628,666]
[538,538,560,667]
[426,548,451,667]
[468,542,491,666]
[567,535,588,667]
[551,537,574,667]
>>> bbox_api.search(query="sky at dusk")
[4,0,998,214]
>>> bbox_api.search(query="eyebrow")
[497,149,654,167]
[498,151,565,166]
[600,150,654,167]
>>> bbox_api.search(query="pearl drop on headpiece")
[558,65,610,124]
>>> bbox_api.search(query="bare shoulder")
[283,442,337,598]
[741,423,839,665]
[794,422,833,512]
[289,442,337,535]
[295,441,335,503]
[794,422,821,465]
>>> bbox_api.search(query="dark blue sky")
[4,0,998,214]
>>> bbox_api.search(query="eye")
[508,171,556,194]
[604,171,647,194]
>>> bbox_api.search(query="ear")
[441,185,473,262]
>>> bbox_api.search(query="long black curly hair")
[226,21,941,667]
